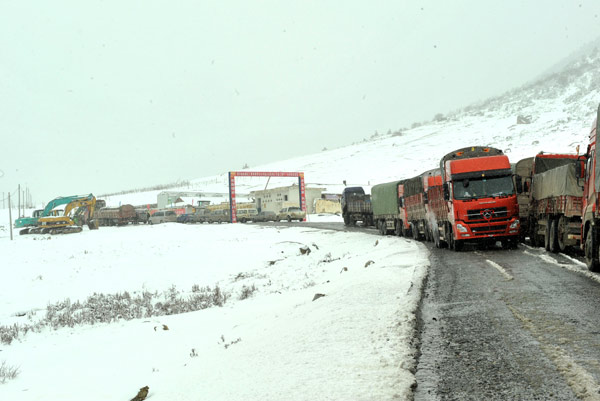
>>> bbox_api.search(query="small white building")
[250,184,324,214]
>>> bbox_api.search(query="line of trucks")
[342,104,600,271]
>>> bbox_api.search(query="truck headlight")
[456,223,468,233]
[509,220,520,229]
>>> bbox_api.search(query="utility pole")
[18,184,20,217]
[8,192,13,240]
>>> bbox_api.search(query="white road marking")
[485,259,514,281]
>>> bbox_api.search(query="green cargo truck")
[371,179,410,236]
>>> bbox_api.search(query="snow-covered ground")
[0,221,428,400]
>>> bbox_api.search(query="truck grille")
[466,207,508,222]
[471,224,508,233]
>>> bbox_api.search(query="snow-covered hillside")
[104,45,600,207]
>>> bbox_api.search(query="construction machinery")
[20,194,99,235]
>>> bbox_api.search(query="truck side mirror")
[515,176,523,193]
[443,183,450,201]
[576,162,583,179]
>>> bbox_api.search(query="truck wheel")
[434,229,441,248]
[453,239,464,251]
[394,221,402,236]
[585,228,600,272]
[549,218,559,253]
[557,216,568,252]
[449,230,463,251]
[424,224,432,242]
[405,223,412,238]
[529,221,538,246]
[287,216,292,223]
[544,218,551,251]
[411,223,420,241]
[379,221,387,236]
[343,215,350,226]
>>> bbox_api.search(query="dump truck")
[519,153,585,252]
[341,187,373,226]
[371,180,410,236]
[428,146,520,250]
[96,204,138,226]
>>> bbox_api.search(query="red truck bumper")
[454,218,520,240]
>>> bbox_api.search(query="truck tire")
[394,221,402,236]
[411,223,420,241]
[379,221,387,236]
[449,230,463,251]
[343,215,350,226]
[529,221,539,247]
[434,229,441,248]
[585,227,600,272]
[424,224,432,242]
[404,223,412,238]
[557,216,568,252]
[549,218,559,253]
[544,218,551,251]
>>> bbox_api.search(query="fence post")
[8,192,13,240]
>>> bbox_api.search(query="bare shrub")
[0,361,20,384]
[1,285,229,345]
[239,284,257,300]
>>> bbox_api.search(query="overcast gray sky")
[2,0,600,204]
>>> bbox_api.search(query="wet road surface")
[415,243,600,401]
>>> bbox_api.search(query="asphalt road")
[262,221,600,400]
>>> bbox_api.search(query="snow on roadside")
[0,223,428,401]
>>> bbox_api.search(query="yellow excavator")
[25,194,99,235]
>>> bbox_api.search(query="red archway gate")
[228,171,306,223]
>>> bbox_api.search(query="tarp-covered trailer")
[371,180,409,236]
[529,156,585,252]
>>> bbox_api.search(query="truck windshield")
[453,175,514,200]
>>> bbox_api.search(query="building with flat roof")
[250,184,324,214]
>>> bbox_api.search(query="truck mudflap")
[454,218,520,240]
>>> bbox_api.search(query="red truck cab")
[437,147,520,250]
